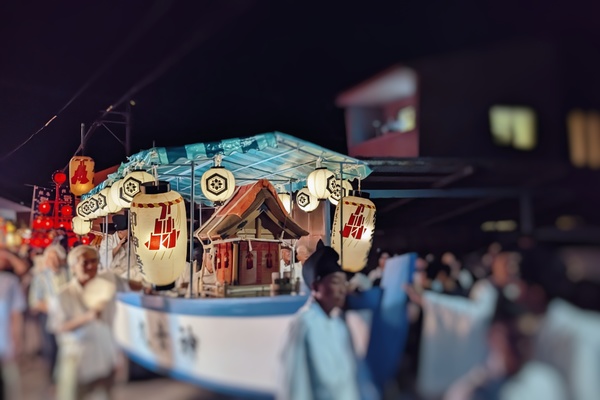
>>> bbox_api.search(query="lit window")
[567,110,600,169]
[489,106,537,150]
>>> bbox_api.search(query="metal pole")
[127,211,131,281]
[339,163,344,268]
[105,215,109,272]
[189,161,195,298]
[80,123,85,155]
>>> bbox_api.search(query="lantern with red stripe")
[130,181,187,288]
[69,156,95,196]
[330,191,376,273]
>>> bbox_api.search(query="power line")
[0,0,174,163]
[68,2,254,166]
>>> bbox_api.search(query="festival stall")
[75,132,411,397]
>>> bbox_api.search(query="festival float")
[77,132,414,398]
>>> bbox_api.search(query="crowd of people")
[2,223,599,399]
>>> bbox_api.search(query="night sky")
[1,0,598,205]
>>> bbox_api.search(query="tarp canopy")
[82,132,372,205]
[195,179,309,242]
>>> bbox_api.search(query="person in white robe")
[98,214,144,282]
[48,245,145,400]
[277,240,372,400]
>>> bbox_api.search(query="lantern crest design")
[130,181,187,287]
[296,187,319,213]
[307,166,335,200]
[331,191,376,272]
[119,170,155,208]
[329,179,353,206]
[69,156,95,196]
[76,199,94,219]
[200,155,236,204]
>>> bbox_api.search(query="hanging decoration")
[109,179,127,209]
[200,155,236,205]
[52,170,67,186]
[72,216,92,236]
[76,198,95,220]
[330,190,376,272]
[296,187,319,213]
[307,166,336,200]
[277,193,292,214]
[119,170,156,208]
[69,156,95,196]
[329,179,354,206]
[130,181,187,288]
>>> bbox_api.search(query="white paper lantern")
[72,216,92,236]
[119,170,155,208]
[330,191,376,272]
[109,179,127,209]
[200,166,236,204]
[105,185,122,214]
[95,187,112,216]
[307,167,335,200]
[296,187,319,213]
[76,198,95,220]
[130,181,187,288]
[278,193,292,214]
[329,179,353,206]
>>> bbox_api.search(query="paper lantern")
[296,187,319,213]
[76,198,95,220]
[109,180,127,210]
[330,191,376,273]
[307,167,335,200]
[52,170,67,186]
[72,216,92,236]
[277,193,292,214]
[85,195,101,219]
[39,201,51,215]
[119,170,155,208]
[60,205,73,217]
[69,156,95,196]
[200,166,236,204]
[130,181,187,287]
[42,218,53,230]
[329,179,353,206]
[91,191,109,218]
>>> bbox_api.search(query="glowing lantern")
[76,198,95,220]
[278,193,292,214]
[109,180,127,210]
[330,191,376,273]
[296,187,319,213]
[90,192,108,218]
[39,201,51,215]
[69,156,95,196]
[307,167,336,200]
[130,181,187,287]
[42,218,53,230]
[81,236,90,245]
[329,179,353,206]
[52,170,67,186]
[118,170,155,208]
[60,205,73,217]
[95,187,113,216]
[200,156,235,205]
[33,217,43,230]
[72,216,92,236]
[85,196,101,219]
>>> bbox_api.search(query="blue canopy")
[82,132,372,204]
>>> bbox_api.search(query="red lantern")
[57,220,72,230]
[33,217,43,230]
[43,218,53,230]
[42,237,52,247]
[53,170,67,186]
[81,236,90,245]
[60,205,73,217]
[39,201,51,215]
[31,237,42,247]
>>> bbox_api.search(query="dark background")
[1,0,600,206]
